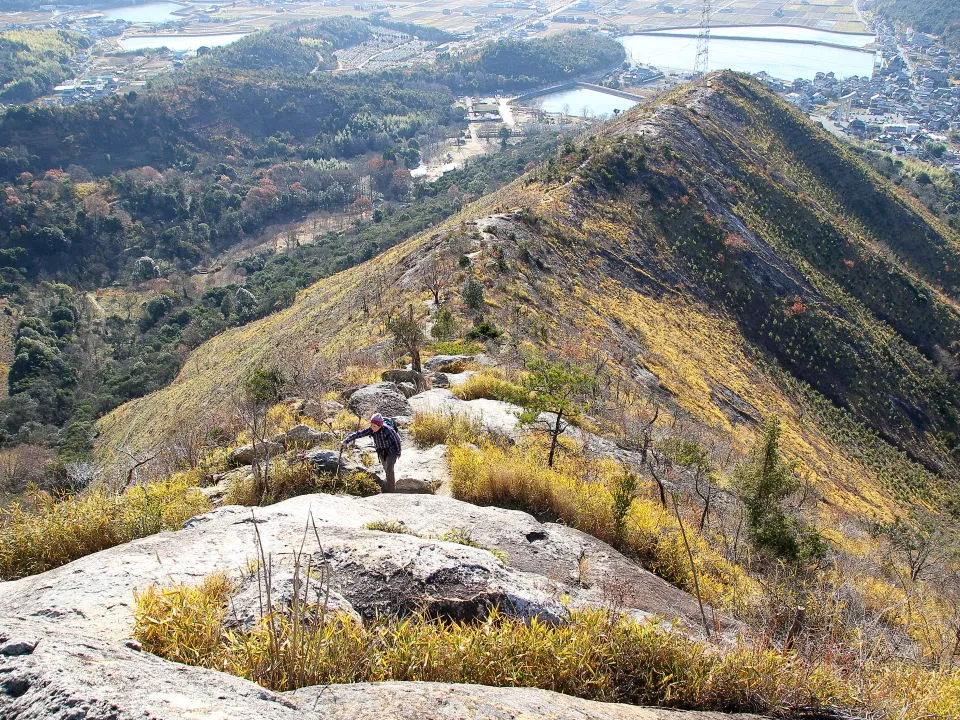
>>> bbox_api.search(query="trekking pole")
[333,414,362,492]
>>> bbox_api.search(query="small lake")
[619,31,877,81]
[102,2,186,23]
[525,87,638,118]
[120,32,247,52]
[652,24,875,48]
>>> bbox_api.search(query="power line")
[695,0,712,77]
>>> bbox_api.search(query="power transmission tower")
[694,0,712,77]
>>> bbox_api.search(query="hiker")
[341,413,402,492]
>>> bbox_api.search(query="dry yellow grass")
[133,574,960,719]
[449,441,753,608]
[0,474,209,580]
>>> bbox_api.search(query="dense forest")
[0,136,559,466]
[196,17,373,74]
[877,0,960,51]
[0,16,613,473]
[0,29,90,104]
[431,31,625,93]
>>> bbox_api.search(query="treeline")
[369,14,455,43]
[878,0,960,52]
[0,29,91,104]
[0,136,559,462]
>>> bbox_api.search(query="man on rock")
[341,413,402,492]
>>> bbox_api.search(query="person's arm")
[343,427,372,445]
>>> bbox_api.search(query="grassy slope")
[97,72,960,525]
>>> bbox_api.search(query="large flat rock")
[0,618,304,720]
[0,494,726,643]
[295,682,761,720]
[409,389,524,438]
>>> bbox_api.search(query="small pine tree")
[462,276,484,311]
[733,417,824,562]
[387,304,425,373]
[519,358,595,467]
[431,306,457,340]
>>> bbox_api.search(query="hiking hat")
[370,413,384,427]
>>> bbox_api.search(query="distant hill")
[98,72,960,521]
[877,0,960,52]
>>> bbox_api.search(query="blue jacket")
[344,424,402,458]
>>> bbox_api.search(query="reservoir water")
[652,25,875,49]
[526,86,639,118]
[101,2,185,23]
[120,32,247,52]
[619,30,877,80]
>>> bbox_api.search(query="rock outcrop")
[229,441,284,466]
[347,383,413,423]
[409,389,524,438]
[0,494,728,645]
[293,682,761,720]
[273,424,333,448]
[423,354,474,371]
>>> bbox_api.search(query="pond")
[525,86,639,118]
[102,2,186,23]
[619,30,878,81]
[119,32,247,52]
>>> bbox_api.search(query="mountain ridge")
[97,72,960,520]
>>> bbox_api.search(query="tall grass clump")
[0,473,210,580]
[452,371,529,406]
[410,410,484,447]
[448,442,749,606]
[224,462,380,506]
[132,575,960,718]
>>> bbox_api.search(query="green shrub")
[365,520,414,534]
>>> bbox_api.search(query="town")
[762,14,960,174]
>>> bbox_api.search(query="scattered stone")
[200,466,252,505]
[229,441,284,467]
[381,369,427,391]
[430,372,450,388]
[424,355,474,371]
[347,383,413,422]
[0,640,36,657]
[273,424,333,449]
[397,382,419,398]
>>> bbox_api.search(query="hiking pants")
[380,452,398,493]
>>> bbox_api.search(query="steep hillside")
[98,72,960,520]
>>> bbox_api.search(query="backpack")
[382,416,398,431]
